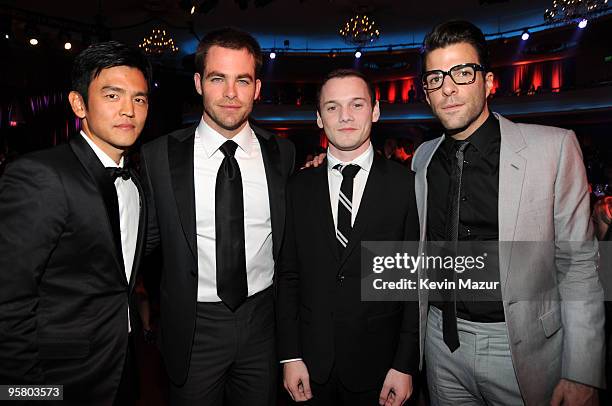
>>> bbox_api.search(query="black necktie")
[442,140,469,352]
[106,167,131,181]
[335,164,361,253]
[215,140,247,311]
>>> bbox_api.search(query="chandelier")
[339,14,380,46]
[138,28,178,55]
[544,0,609,23]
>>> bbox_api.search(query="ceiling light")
[355,50,362,58]
[269,51,276,59]
[29,37,39,46]
[521,30,530,41]
[578,18,588,29]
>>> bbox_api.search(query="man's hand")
[550,379,598,406]
[379,368,413,406]
[283,360,313,402]
[301,152,326,169]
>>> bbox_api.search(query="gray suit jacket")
[412,113,605,405]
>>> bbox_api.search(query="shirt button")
[461,195,468,202]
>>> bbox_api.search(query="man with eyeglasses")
[412,21,604,406]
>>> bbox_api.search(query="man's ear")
[254,79,261,100]
[68,91,86,119]
[194,73,203,96]
[484,72,494,98]
[424,88,432,107]
[316,111,323,129]
[372,100,380,123]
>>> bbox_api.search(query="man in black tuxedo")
[139,28,295,405]
[277,69,420,406]
[0,42,151,405]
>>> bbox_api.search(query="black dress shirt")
[427,112,505,322]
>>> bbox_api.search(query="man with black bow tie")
[0,41,151,405]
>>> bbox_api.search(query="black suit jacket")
[276,154,420,391]
[0,135,145,405]
[140,122,295,385]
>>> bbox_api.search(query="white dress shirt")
[281,142,374,364]
[327,143,374,228]
[193,118,274,302]
[81,131,140,331]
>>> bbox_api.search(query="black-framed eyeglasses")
[421,63,486,91]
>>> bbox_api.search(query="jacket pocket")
[38,338,90,360]
[539,307,562,338]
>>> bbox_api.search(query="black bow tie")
[106,167,131,181]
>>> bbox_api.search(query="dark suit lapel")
[128,168,146,293]
[168,128,197,261]
[255,128,285,259]
[339,154,386,268]
[315,164,341,262]
[69,134,125,277]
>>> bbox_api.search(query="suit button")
[337,275,345,283]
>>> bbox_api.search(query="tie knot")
[220,140,239,158]
[335,164,360,180]
[453,140,469,153]
[106,167,131,181]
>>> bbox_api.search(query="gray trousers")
[425,306,524,406]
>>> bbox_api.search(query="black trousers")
[170,287,277,406]
[113,333,138,406]
[307,363,380,406]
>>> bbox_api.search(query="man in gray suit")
[412,21,604,406]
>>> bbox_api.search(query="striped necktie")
[334,163,361,253]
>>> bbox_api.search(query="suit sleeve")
[392,173,421,375]
[0,158,67,383]
[276,179,302,361]
[139,146,161,256]
[553,131,605,388]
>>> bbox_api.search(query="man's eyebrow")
[323,97,367,105]
[205,71,226,79]
[205,71,254,81]
[101,86,126,93]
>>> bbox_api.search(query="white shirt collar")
[195,117,254,158]
[80,130,124,168]
[327,142,374,174]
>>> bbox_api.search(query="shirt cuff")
[280,358,303,364]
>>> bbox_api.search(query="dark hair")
[71,41,152,106]
[421,20,490,73]
[316,69,376,112]
[194,27,262,78]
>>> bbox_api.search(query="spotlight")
[521,30,530,41]
[269,51,276,59]
[355,50,362,58]
[59,31,72,50]
[190,5,196,14]
[26,24,40,46]
[1,15,12,41]
[578,19,588,29]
